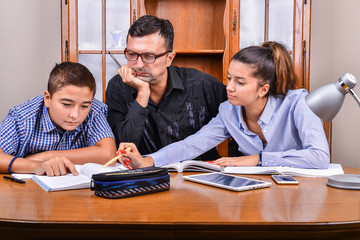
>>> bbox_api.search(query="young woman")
[118,41,330,169]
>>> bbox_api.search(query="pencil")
[108,51,122,68]
[103,147,132,167]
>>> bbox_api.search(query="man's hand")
[118,66,150,107]
[32,157,78,177]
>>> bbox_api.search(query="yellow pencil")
[103,147,132,167]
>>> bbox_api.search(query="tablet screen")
[189,173,263,187]
[183,173,271,191]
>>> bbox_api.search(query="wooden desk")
[1,168,360,240]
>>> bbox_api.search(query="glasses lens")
[141,54,156,63]
[125,51,138,61]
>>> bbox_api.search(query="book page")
[223,163,344,177]
[224,166,281,175]
[280,164,344,177]
[162,162,181,172]
[32,163,128,192]
[11,173,34,180]
[79,163,127,177]
[182,160,222,172]
[162,160,222,172]
[32,173,91,192]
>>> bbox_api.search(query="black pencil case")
[90,167,170,199]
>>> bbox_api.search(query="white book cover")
[223,163,344,177]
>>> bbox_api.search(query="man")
[0,62,116,176]
[106,15,227,160]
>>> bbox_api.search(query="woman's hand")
[118,143,154,169]
[212,154,259,167]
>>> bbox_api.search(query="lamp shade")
[305,73,357,121]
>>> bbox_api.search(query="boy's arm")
[0,149,77,176]
[25,137,117,165]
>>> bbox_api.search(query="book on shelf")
[163,160,344,178]
[32,163,127,192]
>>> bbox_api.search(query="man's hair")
[128,15,174,51]
[47,62,96,96]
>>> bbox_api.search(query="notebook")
[32,163,127,192]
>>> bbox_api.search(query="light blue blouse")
[149,89,330,169]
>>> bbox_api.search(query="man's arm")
[106,70,150,146]
[118,65,150,108]
[26,137,117,165]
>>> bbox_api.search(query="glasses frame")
[124,48,171,63]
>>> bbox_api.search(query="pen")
[3,176,26,184]
[103,147,132,167]
[108,52,122,68]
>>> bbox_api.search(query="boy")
[0,62,116,176]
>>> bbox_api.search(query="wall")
[0,0,61,120]
[310,0,360,168]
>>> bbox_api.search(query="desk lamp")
[305,73,360,190]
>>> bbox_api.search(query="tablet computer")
[183,172,272,192]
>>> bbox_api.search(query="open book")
[162,160,344,178]
[32,163,127,192]
[223,163,344,178]
[162,160,222,173]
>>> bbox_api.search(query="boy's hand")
[33,157,78,176]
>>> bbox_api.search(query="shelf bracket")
[233,9,237,34]
[65,40,69,62]
[302,40,307,89]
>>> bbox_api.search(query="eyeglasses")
[124,48,171,63]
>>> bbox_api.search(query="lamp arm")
[348,89,360,108]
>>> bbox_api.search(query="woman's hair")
[47,62,96,96]
[128,15,174,52]
[231,41,298,96]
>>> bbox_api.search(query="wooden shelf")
[78,50,224,55]
[78,50,125,54]
[174,49,224,54]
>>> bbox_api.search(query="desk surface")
[1,167,360,240]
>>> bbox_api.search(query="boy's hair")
[128,15,174,51]
[47,62,96,96]
[231,41,298,96]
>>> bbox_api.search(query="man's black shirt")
[106,66,227,160]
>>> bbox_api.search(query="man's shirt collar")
[163,66,185,100]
